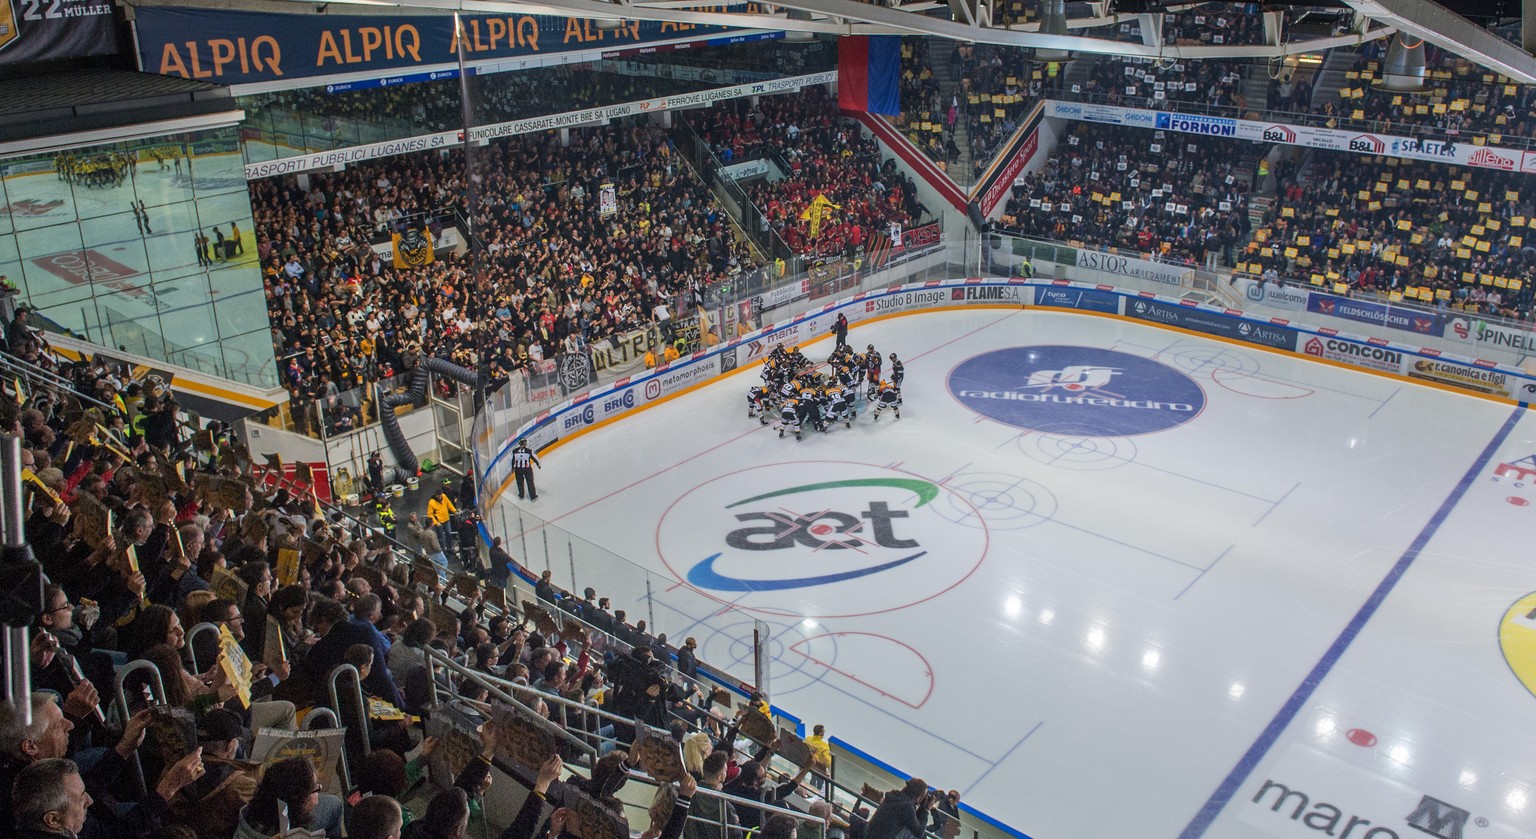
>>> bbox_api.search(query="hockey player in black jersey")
[797,389,823,434]
[888,353,905,404]
[747,385,772,423]
[828,385,853,428]
[778,397,802,440]
[863,344,884,400]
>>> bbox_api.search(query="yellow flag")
[391,228,435,269]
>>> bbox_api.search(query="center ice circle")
[657,462,989,618]
[947,345,1206,436]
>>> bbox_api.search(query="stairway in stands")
[924,38,974,184]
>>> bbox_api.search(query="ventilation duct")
[1030,0,1073,64]
[1378,33,1431,93]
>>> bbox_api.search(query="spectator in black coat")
[867,778,934,839]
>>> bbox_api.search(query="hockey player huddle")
[747,342,904,441]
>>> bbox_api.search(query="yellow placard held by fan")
[276,548,300,587]
[218,624,253,709]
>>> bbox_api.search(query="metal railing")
[113,659,167,798]
[326,662,372,760]
[186,622,220,674]
[426,649,831,838]
[424,646,598,763]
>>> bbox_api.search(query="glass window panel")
[92,283,168,361]
[187,128,245,199]
[208,262,269,339]
[150,281,222,371]
[142,200,205,280]
[8,155,79,232]
[16,223,97,315]
[219,327,280,389]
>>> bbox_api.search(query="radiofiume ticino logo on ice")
[658,463,987,617]
[948,346,1206,436]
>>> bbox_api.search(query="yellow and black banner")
[392,228,435,268]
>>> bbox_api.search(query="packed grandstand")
[7,4,1536,839]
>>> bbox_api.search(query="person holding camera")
[866,778,936,839]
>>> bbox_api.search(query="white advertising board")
[1046,100,1532,173]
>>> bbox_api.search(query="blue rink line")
[1178,405,1526,839]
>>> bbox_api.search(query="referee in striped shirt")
[512,438,541,501]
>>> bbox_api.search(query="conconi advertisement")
[1045,99,1536,174]
[478,279,1536,501]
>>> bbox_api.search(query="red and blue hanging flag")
[838,35,900,116]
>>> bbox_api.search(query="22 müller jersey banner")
[0,0,117,65]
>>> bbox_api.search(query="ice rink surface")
[499,309,1536,839]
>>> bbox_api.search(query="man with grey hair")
[6,705,205,838]
[13,758,90,839]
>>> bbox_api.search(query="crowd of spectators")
[996,124,1253,267]
[894,38,959,170]
[242,67,703,143]
[894,38,1054,182]
[242,42,836,143]
[0,313,971,839]
[1243,150,1536,319]
[1328,42,1536,144]
[1081,56,1252,113]
[252,120,757,425]
[1162,2,1269,46]
[689,87,931,259]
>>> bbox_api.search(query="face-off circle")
[948,345,1207,436]
[931,472,1058,530]
[658,462,988,618]
[1016,431,1139,471]
[698,618,836,696]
